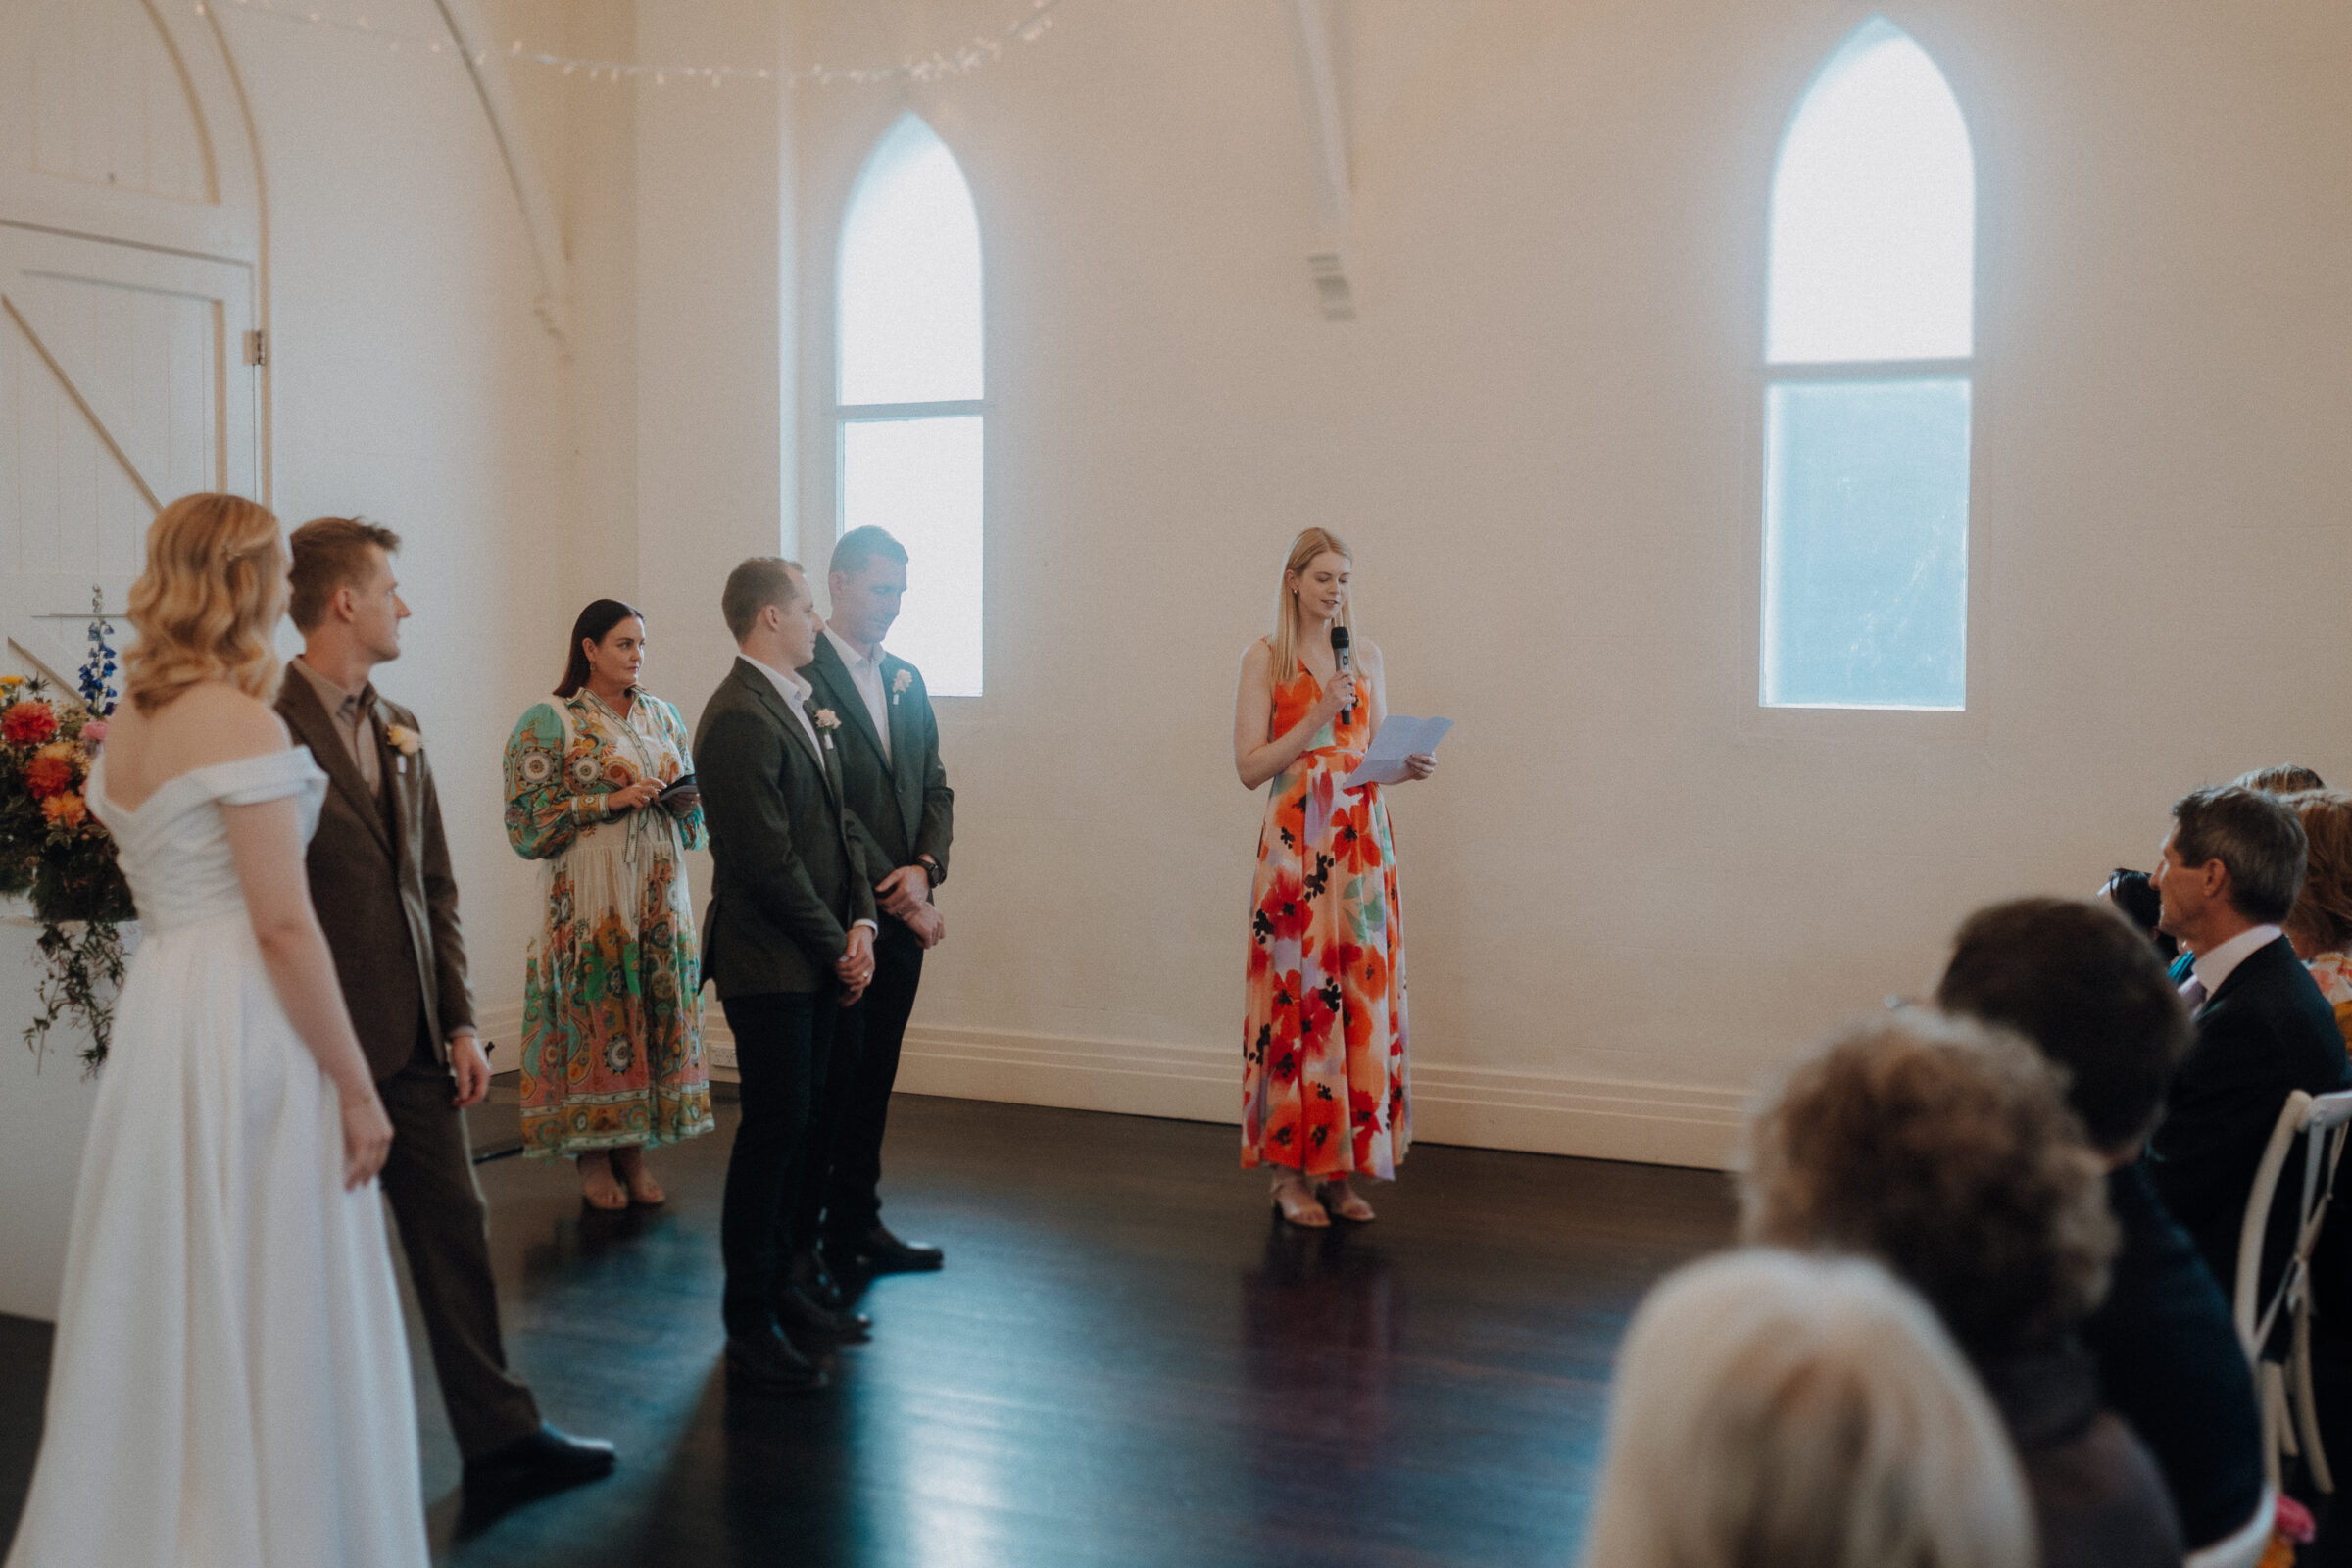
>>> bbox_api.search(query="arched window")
[836,113,984,695]
[1760,19,1975,710]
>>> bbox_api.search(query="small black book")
[657,772,698,805]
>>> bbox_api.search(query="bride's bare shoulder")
[139,683,292,767]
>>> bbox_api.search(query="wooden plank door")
[0,222,257,683]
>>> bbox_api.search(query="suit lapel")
[279,673,393,856]
[809,636,889,772]
[369,699,415,871]
[733,661,837,805]
[880,655,921,841]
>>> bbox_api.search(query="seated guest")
[2237,763,2328,795]
[2100,869,2180,963]
[1580,1249,2033,1568]
[2279,789,2352,1051]
[1746,1014,2184,1568]
[1937,897,2263,1551]
[2146,785,2349,1290]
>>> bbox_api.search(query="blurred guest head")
[2280,789,2352,961]
[1580,1248,2033,1568]
[2154,785,2308,948]
[1743,1012,2116,1360]
[1936,898,2192,1157]
[2234,763,2326,795]
[2097,868,2178,962]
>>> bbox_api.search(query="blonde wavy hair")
[1268,526,1354,685]
[123,493,287,713]
[1580,1249,2033,1568]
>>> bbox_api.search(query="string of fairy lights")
[191,0,1068,87]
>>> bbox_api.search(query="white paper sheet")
[1342,714,1454,789]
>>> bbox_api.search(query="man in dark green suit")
[696,558,878,1393]
[803,526,955,1277]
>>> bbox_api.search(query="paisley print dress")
[504,688,714,1157]
[1242,643,1411,1178]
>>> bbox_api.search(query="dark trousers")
[719,989,840,1338]
[377,1043,541,1461]
[821,925,924,1241]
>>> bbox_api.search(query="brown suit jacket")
[277,673,475,1081]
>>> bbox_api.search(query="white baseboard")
[894,1023,1748,1171]
[489,1011,1748,1171]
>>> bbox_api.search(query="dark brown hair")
[1743,1013,2117,1361]
[556,599,644,698]
[1937,898,2192,1151]
[286,516,401,633]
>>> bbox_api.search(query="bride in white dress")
[5,494,427,1567]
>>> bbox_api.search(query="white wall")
[778,0,2352,1165]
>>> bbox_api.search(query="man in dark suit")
[697,557,879,1392]
[279,518,612,1501]
[2144,784,2350,1290]
[803,526,954,1279]
[1938,897,2264,1551]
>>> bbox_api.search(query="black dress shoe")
[778,1283,872,1343]
[462,1424,617,1502]
[791,1248,848,1313]
[725,1328,829,1393]
[846,1223,944,1274]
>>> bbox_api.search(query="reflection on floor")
[0,1094,1735,1567]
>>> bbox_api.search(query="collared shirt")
[292,656,380,793]
[823,625,891,763]
[740,655,825,759]
[2188,923,2284,1006]
[738,654,876,936]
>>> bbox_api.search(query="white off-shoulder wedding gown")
[4,748,427,1568]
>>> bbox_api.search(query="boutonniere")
[891,668,913,706]
[812,708,841,750]
[384,723,421,773]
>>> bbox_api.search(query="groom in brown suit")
[278,517,613,1503]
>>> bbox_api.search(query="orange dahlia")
[24,742,77,799]
[2,699,59,746]
[42,792,87,828]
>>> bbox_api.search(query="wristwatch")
[916,854,944,888]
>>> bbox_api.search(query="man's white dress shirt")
[739,653,875,936]
[823,626,891,764]
[2184,923,2283,1009]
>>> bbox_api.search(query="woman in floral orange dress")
[1235,528,1437,1227]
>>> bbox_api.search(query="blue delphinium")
[77,586,119,718]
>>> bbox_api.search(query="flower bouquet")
[2,594,130,1069]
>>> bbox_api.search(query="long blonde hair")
[1581,1249,2033,1568]
[123,493,287,713]
[1268,527,1354,684]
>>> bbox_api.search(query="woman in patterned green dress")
[504,600,713,1208]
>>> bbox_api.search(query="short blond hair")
[287,515,401,632]
[1581,1249,2033,1568]
[122,493,285,713]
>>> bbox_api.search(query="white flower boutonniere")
[891,668,913,707]
[384,723,421,773]
[812,708,841,750]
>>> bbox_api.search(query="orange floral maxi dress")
[1243,647,1411,1178]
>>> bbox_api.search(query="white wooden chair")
[2231,1088,2352,1494]
[2183,1485,2277,1568]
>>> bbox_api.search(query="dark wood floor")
[1,1095,1735,1568]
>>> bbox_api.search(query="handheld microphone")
[1330,625,1352,725]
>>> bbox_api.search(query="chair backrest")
[2233,1090,2352,1355]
